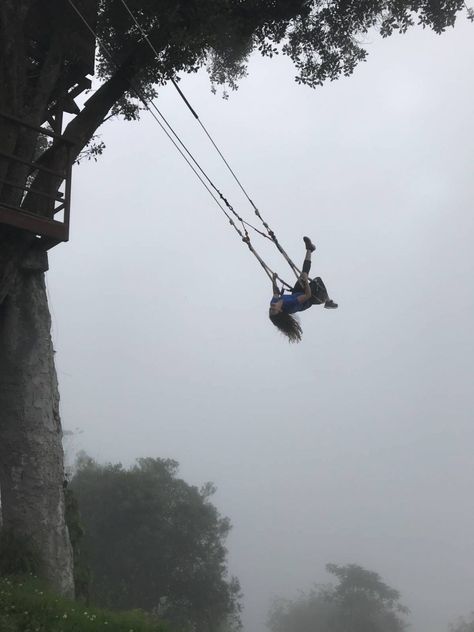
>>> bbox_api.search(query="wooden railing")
[0,111,75,248]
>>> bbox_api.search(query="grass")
[0,575,168,632]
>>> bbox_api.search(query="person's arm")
[272,272,280,298]
[296,273,312,303]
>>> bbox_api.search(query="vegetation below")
[268,564,409,632]
[0,575,167,632]
[68,455,241,631]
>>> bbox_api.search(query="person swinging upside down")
[269,236,338,343]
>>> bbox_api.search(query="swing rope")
[118,0,302,283]
[68,0,297,292]
[169,86,301,280]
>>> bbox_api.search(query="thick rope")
[118,0,301,281]
[68,0,293,292]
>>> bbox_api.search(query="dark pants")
[292,277,329,305]
[291,256,328,304]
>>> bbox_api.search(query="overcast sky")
[48,17,473,632]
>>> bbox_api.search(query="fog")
[48,19,474,632]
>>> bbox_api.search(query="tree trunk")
[0,5,166,599]
[0,251,74,597]
[0,23,145,600]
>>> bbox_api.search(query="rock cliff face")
[0,257,74,597]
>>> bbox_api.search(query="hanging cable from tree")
[67,0,296,290]
[118,0,301,281]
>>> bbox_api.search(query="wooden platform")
[0,112,74,249]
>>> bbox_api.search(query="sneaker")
[303,236,316,252]
[324,300,338,309]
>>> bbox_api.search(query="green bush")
[0,576,168,632]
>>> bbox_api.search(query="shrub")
[0,575,168,632]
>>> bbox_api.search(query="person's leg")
[292,237,315,293]
[309,277,328,304]
[310,277,338,308]
[314,277,338,308]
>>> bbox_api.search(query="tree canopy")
[451,614,474,632]
[69,455,241,632]
[92,0,473,99]
[267,563,408,632]
[1,0,472,248]
[73,0,473,122]
[94,0,471,96]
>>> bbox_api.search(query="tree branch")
[33,38,155,176]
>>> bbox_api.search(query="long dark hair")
[269,312,303,343]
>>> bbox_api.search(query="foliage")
[326,563,408,632]
[267,563,408,632]
[80,0,474,130]
[75,136,107,164]
[0,530,40,577]
[268,589,337,632]
[450,614,474,632]
[70,454,242,632]
[2,0,472,194]
[0,575,167,632]
[94,0,471,98]
[64,485,91,602]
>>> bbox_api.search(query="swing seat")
[309,277,329,304]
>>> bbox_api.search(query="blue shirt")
[270,293,312,314]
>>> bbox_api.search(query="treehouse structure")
[0,0,98,249]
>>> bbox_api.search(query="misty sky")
[48,17,473,632]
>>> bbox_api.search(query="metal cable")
[67,0,293,289]
[118,0,301,281]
